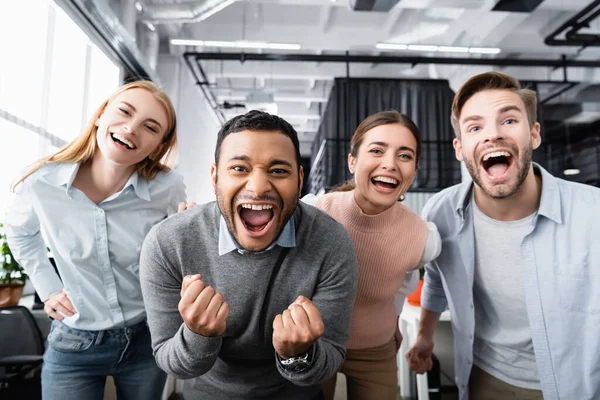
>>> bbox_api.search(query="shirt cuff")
[31,269,64,302]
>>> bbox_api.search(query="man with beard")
[406,72,600,400]
[139,110,358,400]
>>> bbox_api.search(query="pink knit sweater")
[316,190,428,349]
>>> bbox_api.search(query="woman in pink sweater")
[312,110,441,400]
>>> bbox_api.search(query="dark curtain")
[309,78,460,193]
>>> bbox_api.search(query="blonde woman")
[5,81,185,400]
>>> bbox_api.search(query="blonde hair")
[451,71,537,138]
[14,80,177,190]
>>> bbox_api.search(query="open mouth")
[237,203,276,237]
[371,176,399,191]
[481,150,513,180]
[110,132,136,150]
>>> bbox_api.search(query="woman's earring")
[399,194,405,202]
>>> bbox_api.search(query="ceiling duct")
[54,0,157,80]
[491,0,544,13]
[545,0,600,47]
[347,0,400,12]
[142,0,237,24]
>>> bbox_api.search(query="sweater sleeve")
[139,225,222,379]
[276,222,358,385]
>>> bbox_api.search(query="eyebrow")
[461,105,524,125]
[498,105,523,115]
[120,101,164,128]
[227,156,293,168]
[368,141,415,154]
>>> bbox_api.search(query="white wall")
[157,55,222,205]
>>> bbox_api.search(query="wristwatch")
[277,346,314,373]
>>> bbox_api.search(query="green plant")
[0,222,28,285]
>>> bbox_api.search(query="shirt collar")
[218,213,296,256]
[40,162,151,201]
[126,170,151,201]
[40,163,80,192]
[534,163,562,224]
[457,162,562,224]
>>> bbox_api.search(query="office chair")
[0,305,45,399]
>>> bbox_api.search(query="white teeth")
[241,204,274,211]
[112,133,135,149]
[483,151,510,161]
[373,176,398,185]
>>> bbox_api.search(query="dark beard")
[465,143,532,199]
[214,185,299,251]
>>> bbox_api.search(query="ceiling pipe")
[545,0,600,47]
[141,0,238,24]
[185,51,600,68]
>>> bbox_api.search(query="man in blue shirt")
[406,71,600,400]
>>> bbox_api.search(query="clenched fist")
[178,274,230,337]
[272,296,324,359]
[405,334,435,374]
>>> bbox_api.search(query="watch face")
[284,359,310,373]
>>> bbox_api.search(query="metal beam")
[186,52,600,68]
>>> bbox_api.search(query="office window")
[86,43,122,122]
[0,0,122,218]
[46,5,89,141]
[0,119,41,216]
[0,0,49,125]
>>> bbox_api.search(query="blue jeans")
[42,320,166,400]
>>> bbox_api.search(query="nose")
[381,152,397,171]
[483,123,504,143]
[245,171,271,197]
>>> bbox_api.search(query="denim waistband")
[52,319,148,346]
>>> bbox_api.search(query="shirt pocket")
[555,260,599,315]
[47,321,95,352]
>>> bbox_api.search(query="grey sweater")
[140,202,358,399]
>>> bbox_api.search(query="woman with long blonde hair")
[5,80,186,400]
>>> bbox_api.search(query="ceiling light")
[563,156,580,176]
[376,42,501,55]
[204,40,238,48]
[134,2,143,12]
[469,47,502,54]
[171,39,204,46]
[267,43,302,50]
[375,43,408,50]
[408,44,438,52]
[563,168,581,176]
[144,21,156,32]
[438,46,469,53]
[170,39,301,50]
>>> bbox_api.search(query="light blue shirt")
[218,214,296,255]
[5,162,186,330]
[421,163,600,400]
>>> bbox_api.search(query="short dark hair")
[214,110,301,169]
